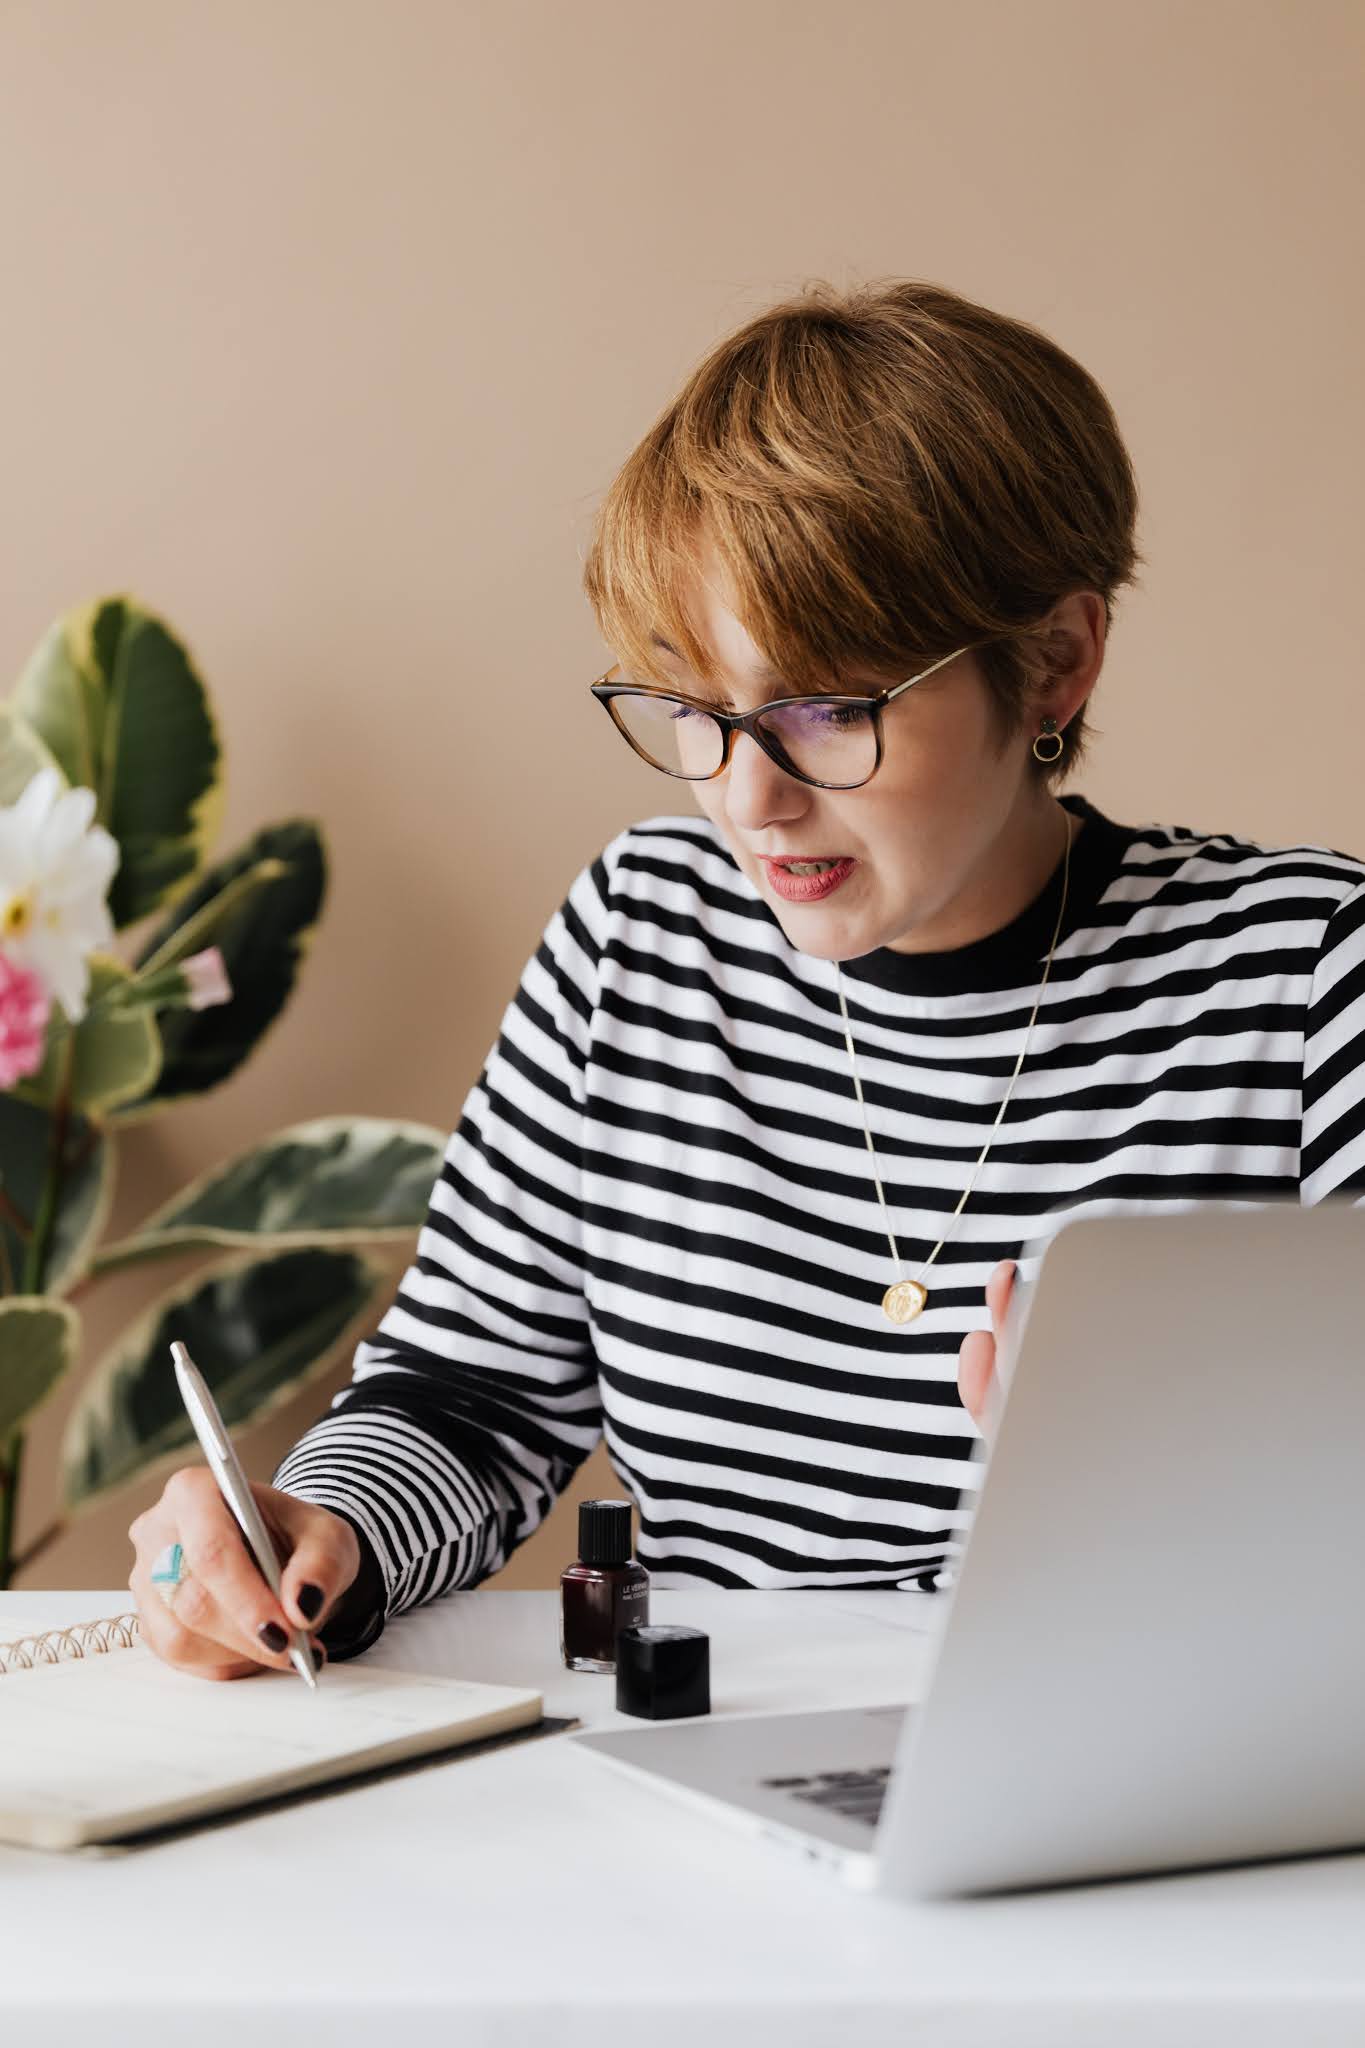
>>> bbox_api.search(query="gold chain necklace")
[834,810,1074,1324]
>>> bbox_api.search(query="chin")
[773,908,883,965]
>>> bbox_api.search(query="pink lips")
[760,856,859,904]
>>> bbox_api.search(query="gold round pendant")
[882,1278,928,1325]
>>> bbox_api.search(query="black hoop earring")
[1032,716,1064,764]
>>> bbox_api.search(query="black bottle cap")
[578,1499,633,1567]
[615,1624,710,1720]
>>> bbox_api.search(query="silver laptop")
[573,1200,1365,1897]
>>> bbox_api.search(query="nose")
[721,729,810,836]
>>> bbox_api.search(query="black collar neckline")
[825,793,1136,998]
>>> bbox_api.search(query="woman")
[128,279,1365,1680]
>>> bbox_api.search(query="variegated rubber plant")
[0,599,445,1587]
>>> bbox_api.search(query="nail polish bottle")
[560,1499,650,1673]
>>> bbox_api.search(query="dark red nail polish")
[257,1621,287,1653]
[560,1500,649,1673]
[298,1584,323,1621]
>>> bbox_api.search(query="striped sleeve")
[1300,881,1365,1205]
[270,848,614,1648]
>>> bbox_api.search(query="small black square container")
[614,1624,710,1720]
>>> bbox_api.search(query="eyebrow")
[649,634,788,690]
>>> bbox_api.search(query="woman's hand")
[957,1259,1018,1428]
[128,1469,361,1681]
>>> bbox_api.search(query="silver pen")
[170,1340,319,1691]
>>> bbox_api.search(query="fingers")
[158,1468,301,1667]
[957,1328,995,1423]
[986,1258,1017,1332]
[956,1261,1019,1425]
[274,1494,362,1635]
[128,1469,328,1682]
[128,1549,264,1682]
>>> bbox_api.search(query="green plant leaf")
[9,618,101,791]
[60,1246,385,1512]
[91,1117,445,1276]
[12,596,224,928]
[15,953,162,1117]
[110,821,327,1124]
[0,1095,113,1297]
[0,1299,80,1439]
[0,705,64,808]
[132,855,290,978]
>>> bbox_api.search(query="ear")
[1031,592,1106,727]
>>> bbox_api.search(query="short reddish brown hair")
[583,277,1144,783]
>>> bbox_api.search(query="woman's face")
[662,554,1101,964]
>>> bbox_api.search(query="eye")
[807,701,872,730]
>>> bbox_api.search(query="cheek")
[690,784,726,834]
[849,773,980,886]
[854,799,920,874]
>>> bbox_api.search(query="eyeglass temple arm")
[877,645,971,706]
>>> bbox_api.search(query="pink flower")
[0,950,51,1087]
[181,947,233,1012]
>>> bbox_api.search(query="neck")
[884,791,1079,956]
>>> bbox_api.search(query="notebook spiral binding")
[0,1611,142,1675]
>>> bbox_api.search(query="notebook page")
[0,1643,541,1849]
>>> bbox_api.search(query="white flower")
[0,768,119,1022]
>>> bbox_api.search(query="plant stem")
[21,1031,78,1295]
[65,1126,100,1176]
[0,1186,33,1240]
[0,1432,24,1592]
[0,1186,30,1293]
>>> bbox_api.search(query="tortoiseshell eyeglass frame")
[589,643,977,792]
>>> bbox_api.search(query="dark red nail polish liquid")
[560,1499,650,1673]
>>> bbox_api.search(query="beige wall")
[3,0,1361,1594]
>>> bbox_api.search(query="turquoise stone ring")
[150,1541,188,1610]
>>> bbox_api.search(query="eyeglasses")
[589,644,973,792]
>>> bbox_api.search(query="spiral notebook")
[0,1609,544,1852]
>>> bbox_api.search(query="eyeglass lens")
[610,688,878,787]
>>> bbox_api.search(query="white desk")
[2,1589,1363,2047]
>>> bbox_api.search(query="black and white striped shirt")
[273,793,1365,1648]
